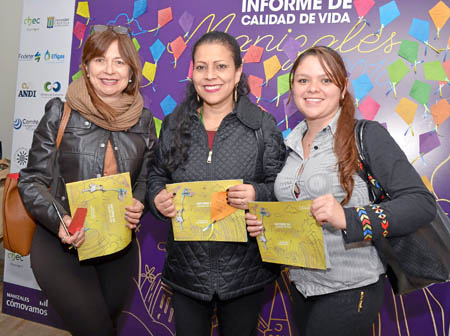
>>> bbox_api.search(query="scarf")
[65,76,143,131]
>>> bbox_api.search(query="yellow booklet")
[66,172,133,261]
[249,201,326,269]
[166,180,247,242]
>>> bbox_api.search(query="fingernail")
[172,192,177,196]
[226,188,229,192]
[227,201,230,205]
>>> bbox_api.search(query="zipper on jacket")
[207,150,212,163]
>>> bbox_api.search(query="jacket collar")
[285,108,341,151]
[234,96,263,130]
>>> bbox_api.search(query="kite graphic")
[409,18,440,55]
[170,36,187,68]
[142,61,156,89]
[428,1,450,39]
[359,96,380,121]
[354,0,375,25]
[411,130,441,166]
[409,80,432,117]
[129,0,147,23]
[179,11,194,38]
[352,73,373,107]
[387,59,409,98]
[395,97,418,135]
[398,39,422,73]
[243,45,264,64]
[423,61,448,97]
[263,55,281,86]
[376,1,400,36]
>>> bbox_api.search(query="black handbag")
[354,119,450,295]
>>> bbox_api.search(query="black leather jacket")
[19,98,157,235]
[147,96,286,300]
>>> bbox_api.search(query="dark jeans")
[172,288,264,336]
[30,225,138,336]
[290,275,385,336]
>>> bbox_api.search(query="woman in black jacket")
[147,31,286,336]
[18,25,157,335]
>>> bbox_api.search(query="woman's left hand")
[310,194,346,229]
[125,198,145,229]
[227,184,256,210]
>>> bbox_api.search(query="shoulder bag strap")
[49,103,71,198]
[255,127,264,166]
[56,102,71,150]
[354,119,367,164]
[354,119,389,203]
[254,127,265,180]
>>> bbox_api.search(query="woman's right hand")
[58,215,85,248]
[154,189,177,218]
[245,212,264,237]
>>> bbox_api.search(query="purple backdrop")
[69,1,450,335]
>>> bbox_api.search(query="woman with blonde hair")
[246,46,436,335]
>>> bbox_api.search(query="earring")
[233,85,238,103]
[197,93,201,103]
[86,73,90,78]
[128,79,132,83]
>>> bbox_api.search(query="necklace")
[199,107,204,124]
[198,108,221,131]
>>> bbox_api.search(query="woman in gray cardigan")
[246,46,436,336]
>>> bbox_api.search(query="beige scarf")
[65,76,143,131]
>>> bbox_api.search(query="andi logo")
[44,81,61,92]
[17,82,37,98]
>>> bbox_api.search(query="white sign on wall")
[3,0,75,328]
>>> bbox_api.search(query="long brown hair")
[289,46,358,205]
[81,28,142,121]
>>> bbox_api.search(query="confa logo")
[24,16,40,26]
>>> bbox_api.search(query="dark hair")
[81,28,142,121]
[289,46,358,205]
[166,31,250,172]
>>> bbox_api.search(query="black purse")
[354,119,450,295]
